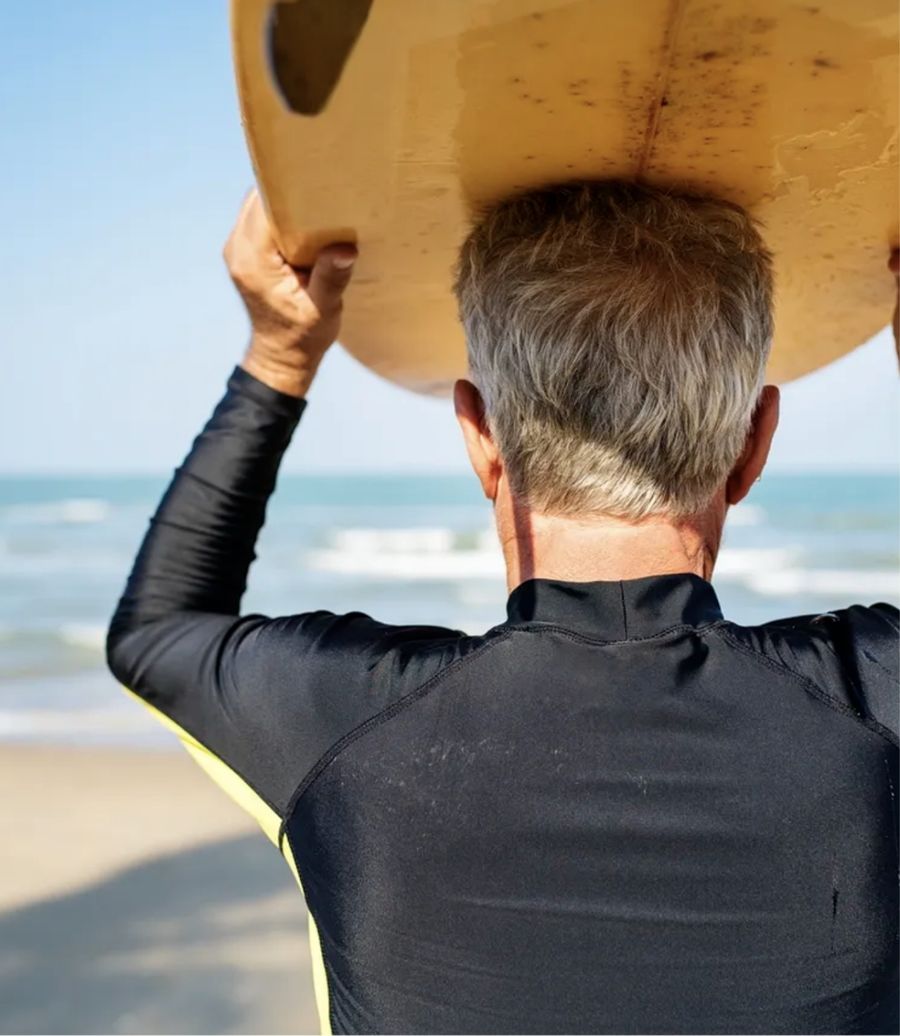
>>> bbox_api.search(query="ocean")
[0,472,897,747]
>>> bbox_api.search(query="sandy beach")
[0,744,319,1035]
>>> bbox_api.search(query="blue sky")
[1,1,897,475]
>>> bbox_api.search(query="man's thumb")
[307,245,357,312]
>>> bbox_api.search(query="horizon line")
[0,466,897,480]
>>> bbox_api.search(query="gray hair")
[452,180,775,519]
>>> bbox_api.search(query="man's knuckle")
[229,257,252,282]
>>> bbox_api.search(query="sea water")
[0,472,896,746]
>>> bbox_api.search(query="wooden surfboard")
[232,0,899,394]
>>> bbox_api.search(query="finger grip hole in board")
[267,0,372,115]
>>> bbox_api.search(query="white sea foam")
[309,548,505,580]
[717,544,898,599]
[311,534,820,586]
[309,526,504,580]
[59,624,108,651]
[3,498,111,525]
[0,551,126,577]
[744,568,899,599]
[329,527,456,554]
[725,504,766,527]
[714,547,798,577]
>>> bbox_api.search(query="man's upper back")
[112,566,898,1034]
[267,576,897,1034]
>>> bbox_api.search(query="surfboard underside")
[233,0,899,393]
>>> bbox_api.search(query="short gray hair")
[452,180,775,519]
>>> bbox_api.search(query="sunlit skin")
[891,247,899,352]
[227,189,358,399]
[226,190,900,593]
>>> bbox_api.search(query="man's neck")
[496,493,726,593]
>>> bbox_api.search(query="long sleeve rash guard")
[107,366,900,1036]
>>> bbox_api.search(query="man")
[107,181,899,1035]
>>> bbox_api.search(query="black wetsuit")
[107,367,900,1035]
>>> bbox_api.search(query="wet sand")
[0,744,319,1035]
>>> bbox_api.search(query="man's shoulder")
[721,601,898,669]
[259,607,508,713]
[715,602,899,743]
[270,608,502,662]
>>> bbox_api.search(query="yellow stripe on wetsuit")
[123,687,333,1036]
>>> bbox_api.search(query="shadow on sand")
[0,833,317,1035]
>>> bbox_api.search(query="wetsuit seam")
[178,467,272,503]
[714,626,899,748]
[500,618,726,647]
[278,620,725,845]
[884,755,899,867]
[860,645,896,681]
[281,827,337,1032]
[128,678,286,824]
[277,628,516,846]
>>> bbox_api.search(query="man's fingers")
[306,244,358,313]
[226,186,357,325]
[241,189,279,252]
[235,187,258,226]
[224,188,261,265]
[229,188,276,253]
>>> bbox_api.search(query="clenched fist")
[224,188,358,397]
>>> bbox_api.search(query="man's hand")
[224,189,357,398]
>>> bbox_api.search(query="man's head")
[451,179,778,522]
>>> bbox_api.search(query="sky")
[1,1,897,476]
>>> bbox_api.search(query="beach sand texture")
[0,745,319,1035]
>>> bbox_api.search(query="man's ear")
[726,385,780,505]
[453,379,502,502]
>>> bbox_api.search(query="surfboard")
[231,0,899,394]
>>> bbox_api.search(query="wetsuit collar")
[504,573,723,640]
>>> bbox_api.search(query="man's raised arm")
[107,192,463,838]
[105,194,462,839]
[107,188,356,649]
